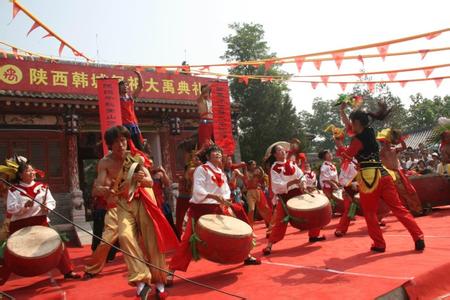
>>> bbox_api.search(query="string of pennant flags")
[4,0,450,90]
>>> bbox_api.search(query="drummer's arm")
[6,189,27,215]
[42,189,56,211]
[136,167,153,188]
[93,160,112,197]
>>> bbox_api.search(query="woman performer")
[0,158,80,285]
[168,145,261,285]
[263,144,325,256]
[336,102,425,252]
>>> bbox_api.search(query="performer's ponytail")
[349,101,392,128]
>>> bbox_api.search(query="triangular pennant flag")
[239,76,249,85]
[418,49,429,60]
[434,78,443,88]
[367,82,375,93]
[423,68,434,78]
[58,42,65,56]
[311,82,319,89]
[12,2,21,19]
[426,32,441,40]
[294,57,305,73]
[264,60,274,71]
[387,72,397,81]
[332,52,345,69]
[339,82,347,91]
[399,80,408,88]
[155,67,167,73]
[313,60,322,71]
[377,44,390,61]
[42,33,53,39]
[357,55,365,65]
[26,22,40,36]
[320,75,329,86]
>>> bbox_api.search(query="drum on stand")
[287,191,332,230]
[196,214,253,264]
[5,225,63,277]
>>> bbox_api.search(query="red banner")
[97,78,122,155]
[210,81,235,155]
[0,57,209,101]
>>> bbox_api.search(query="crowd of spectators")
[399,143,448,175]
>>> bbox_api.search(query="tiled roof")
[404,128,435,149]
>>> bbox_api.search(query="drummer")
[0,158,80,285]
[263,144,326,256]
[318,150,340,207]
[303,162,318,193]
[168,144,261,284]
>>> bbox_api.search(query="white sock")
[136,282,145,295]
[156,283,165,292]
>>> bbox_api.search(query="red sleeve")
[337,138,363,161]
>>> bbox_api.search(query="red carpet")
[2,207,450,300]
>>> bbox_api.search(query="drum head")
[7,225,61,258]
[198,214,252,237]
[287,193,330,211]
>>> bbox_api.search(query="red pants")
[336,187,357,233]
[175,196,191,238]
[267,189,321,244]
[359,176,424,248]
[0,216,73,285]
[198,120,214,147]
[169,204,223,272]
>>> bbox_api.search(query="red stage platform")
[2,207,450,300]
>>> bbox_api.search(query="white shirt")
[304,171,317,188]
[339,162,358,187]
[7,181,56,222]
[320,161,338,189]
[270,160,305,195]
[190,162,231,204]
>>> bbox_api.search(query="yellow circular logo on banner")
[0,64,23,84]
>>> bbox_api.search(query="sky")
[0,0,449,112]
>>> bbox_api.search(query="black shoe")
[415,239,425,251]
[82,272,95,280]
[138,284,153,300]
[309,236,326,243]
[379,221,386,227]
[262,246,272,256]
[244,257,262,265]
[64,272,81,279]
[334,231,344,238]
[370,246,386,253]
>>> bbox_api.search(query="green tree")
[406,94,450,132]
[222,23,306,162]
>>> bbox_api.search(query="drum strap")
[279,198,306,224]
[189,218,203,261]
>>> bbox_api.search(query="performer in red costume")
[0,159,80,285]
[263,144,325,256]
[288,138,308,171]
[119,70,145,151]
[197,84,214,147]
[168,145,260,284]
[336,102,425,252]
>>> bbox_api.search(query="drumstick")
[0,178,246,300]
[42,185,49,211]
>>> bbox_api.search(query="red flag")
[357,55,365,65]
[264,60,274,71]
[26,22,40,36]
[58,42,65,56]
[181,65,190,73]
[418,49,429,60]
[377,44,390,61]
[210,81,235,155]
[339,82,347,91]
[311,82,319,89]
[387,72,397,81]
[294,57,304,73]
[367,82,375,93]
[12,2,21,19]
[399,81,408,88]
[423,68,434,78]
[434,77,443,88]
[426,32,441,40]
[332,52,345,69]
[320,75,329,86]
[313,60,322,71]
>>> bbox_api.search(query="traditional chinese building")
[0,56,237,233]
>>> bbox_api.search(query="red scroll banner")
[97,78,122,155]
[210,81,235,155]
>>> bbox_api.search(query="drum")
[286,192,332,230]
[196,214,253,264]
[409,174,450,207]
[331,188,345,214]
[5,225,63,277]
